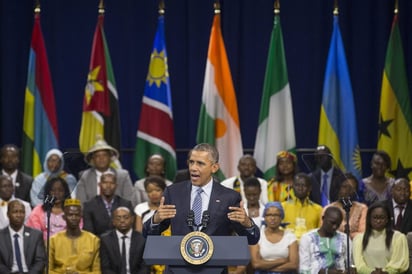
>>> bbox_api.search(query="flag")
[22,12,58,176]
[253,12,296,180]
[196,12,243,180]
[79,13,121,154]
[133,15,177,181]
[377,14,412,179]
[318,15,362,178]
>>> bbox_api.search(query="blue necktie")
[192,188,203,225]
[321,173,329,206]
[14,233,23,273]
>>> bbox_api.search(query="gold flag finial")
[394,0,399,14]
[159,0,165,15]
[98,0,105,14]
[214,0,221,14]
[274,0,280,15]
[333,0,339,15]
[34,0,41,13]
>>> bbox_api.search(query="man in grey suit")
[76,139,137,207]
[0,200,46,273]
[143,143,260,245]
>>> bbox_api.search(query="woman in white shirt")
[250,202,298,274]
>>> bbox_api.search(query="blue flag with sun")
[133,15,177,181]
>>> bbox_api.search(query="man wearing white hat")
[75,139,137,207]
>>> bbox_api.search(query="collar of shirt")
[8,226,24,237]
[191,178,213,198]
[116,229,132,240]
[2,169,18,184]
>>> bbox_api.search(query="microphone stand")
[44,195,55,274]
[187,210,195,231]
[341,197,352,273]
[201,211,210,231]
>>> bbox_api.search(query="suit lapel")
[23,227,31,264]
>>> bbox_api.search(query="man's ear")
[211,162,220,174]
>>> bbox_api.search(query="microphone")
[187,210,195,229]
[201,210,210,230]
[44,195,56,212]
[340,196,352,211]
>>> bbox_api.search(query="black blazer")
[100,230,149,274]
[143,180,260,245]
[3,171,33,203]
[83,195,134,237]
[0,226,46,274]
[309,167,344,205]
[386,199,412,234]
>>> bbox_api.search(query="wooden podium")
[143,235,250,274]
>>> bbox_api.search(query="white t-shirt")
[259,228,297,260]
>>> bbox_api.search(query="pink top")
[26,204,83,240]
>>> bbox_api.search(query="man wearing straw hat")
[76,138,137,207]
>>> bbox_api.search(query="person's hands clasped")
[228,201,254,228]
[153,196,176,224]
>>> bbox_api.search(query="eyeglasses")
[264,213,281,218]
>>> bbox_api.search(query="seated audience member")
[27,177,73,240]
[322,173,367,239]
[76,139,136,207]
[250,202,298,274]
[134,175,168,274]
[134,175,167,232]
[385,178,412,234]
[309,145,344,206]
[221,154,268,204]
[0,175,31,229]
[299,206,349,274]
[266,151,297,202]
[100,207,149,274]
[134,154,173,205]
[360,150,394,206]
[407,232,412,274]
[49,198,100,273]
[282,173,322,240]
[30,148,77,207]
[243,177,265,228]
[353,201,409,274]
[0,144,33,203]
[0,200,46,273]
[83,172,133,237]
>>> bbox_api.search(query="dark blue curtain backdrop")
[1,0,411,179]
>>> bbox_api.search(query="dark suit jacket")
[83,195,134,237]
[2,170,33,203]
[143,180,260,245]
[386,199,412,234]
[100,230,149,274]
[0,226,46,274]
[309,167,344,205]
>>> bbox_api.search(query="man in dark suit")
[83,172,134,237]
[0,144,33,203]
[0,200,46,273]
[100,207,149,274]
[143,143,260,245]
[386,178,412,234]
[309,145,344,206]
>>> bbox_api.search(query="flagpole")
[214,0,220,14]
[159,0,165,15]
[274,0,280,14]
[98,0,105,14]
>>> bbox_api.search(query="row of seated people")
[0,141,406,213]
[2,178,411,274]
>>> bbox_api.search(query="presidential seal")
[180,231,214,265]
